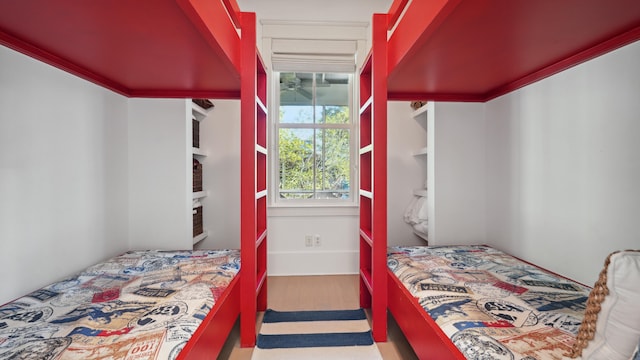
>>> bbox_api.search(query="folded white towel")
[413,221,428,234]
[417,196,428,221]
[404,195,428,225]
[403,196,419,224]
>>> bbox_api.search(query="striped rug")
[251,309,383,360]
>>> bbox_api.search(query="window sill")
[268,204,359,217]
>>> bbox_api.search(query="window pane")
[276,71,352,202]
[280,72,312,111]
[316,73,349,124]
[315,128,350,199]
[279,128,314,199]
[317,105,350,124]
[280,105,313,124]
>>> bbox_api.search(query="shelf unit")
[411,103,428,242]
[240,11,268,348]
[413,189,428,197]
[358,13,387,343]
[191,100,214,247]
[412,147,427,156]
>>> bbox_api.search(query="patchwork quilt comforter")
[388,245,590,360]
[0,249,240,359]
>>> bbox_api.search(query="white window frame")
[270,71,358,207]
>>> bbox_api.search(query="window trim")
[269,71,358,207]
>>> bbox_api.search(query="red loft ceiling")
[387,0,640,101]
[0,0,242,98]
[1,1,639,101]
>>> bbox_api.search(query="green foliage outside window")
[279,106,351,199]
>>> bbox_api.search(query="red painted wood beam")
[222,0,243,29]
[0,28,130,97]
[177,276,241,360]
[387,0,462,83]
[239,11,258,348]
[176,0,241,76]
[484,24,640,101]
[386,0,409,31]
[371,12,388,343]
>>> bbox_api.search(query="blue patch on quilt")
[428,298,472,320]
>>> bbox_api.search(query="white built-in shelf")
[256,145,267,155]
[192,102,212,119]
[192,147,207,156]
[413,188,427,197]
[411,103,428,119]
[412,147,427,156]
[193,231,208,245]
[408,102,428,243]
[190,99,214,250]
[193,191,208,200]
[359,189,373,199]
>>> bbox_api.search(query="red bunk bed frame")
[361,0,640,357]
[0,0,267,355]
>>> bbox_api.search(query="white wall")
[128,99,192,250]
[268,209,360,275]
[485,40,640,286]
[428,102,487,245]
[0,46,129,304]
[238,0,392,23]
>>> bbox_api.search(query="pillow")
[568,250,640,359]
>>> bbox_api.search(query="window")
[275,72,355,203]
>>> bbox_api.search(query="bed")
[387,246,640,360]
[359,0,640,344]
[387,245,591,359]
[0,0,268,348]
[0,249,241,359]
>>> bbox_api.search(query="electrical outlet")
[314,234,321,247]
[305,235,313,247]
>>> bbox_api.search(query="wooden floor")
[218,275,418,359]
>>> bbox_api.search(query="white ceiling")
[237,0,393,23]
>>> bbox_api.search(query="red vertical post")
[240,11,258,348]
[370,13,388,343]
[359,52,373,313]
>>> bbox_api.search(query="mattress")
[0,249,240,359]
[388,245,590,360]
